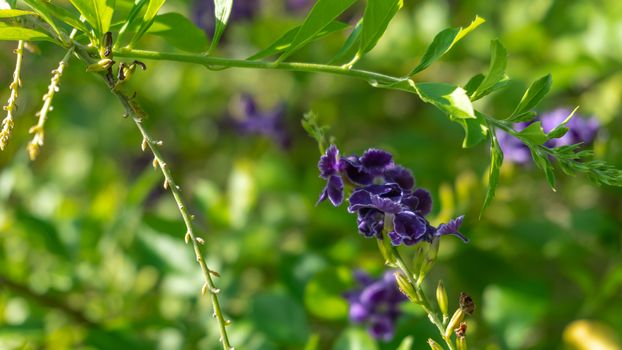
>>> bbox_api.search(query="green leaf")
[0,22,53,41]
[472,39,507,100]
[333,328,378,350]
[409,16,485,76]
[0,9,35,18]
[547,106,578,140]
[463,73,484,96]
[130,0,165,47]
[248,21,349,60]
[459,112,488,148]
[22,0,63,38]
[302,111,331,154]
[7,0,17,8]
[251,292,309,345]
[396,336,414,350]
[516,121,548,145]
[279,0,357,61]
[531,148,556,190]
[304,267,354,320]
[481,126,504,213]
[330,19,362,64]
[147,12,209,52]
[413,82,475,119]
[31,2,90,34]
[508,74,552,120]
[209,0,233,52]
[116,0,148,47]
[69,0,115,38]
[358,0,403,55]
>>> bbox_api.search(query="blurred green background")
[1,0,622,349]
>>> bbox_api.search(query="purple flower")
[344,270,407,341]
[285,0,314,12]
[435,215,468,242]
[497,108,599,164]
[229,94,290,148]
[317,145,346,206]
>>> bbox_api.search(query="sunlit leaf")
[472,39,507,100]
[147,12,209,52]
[481,124,504,213]
[409,16,485,76]
[69,0,115,38]
[0,9,34,18]
[130,0,165,47]
[209,0,233,52]
[508,74,552,120]
[413,82,475,119]
[0,22,53,41]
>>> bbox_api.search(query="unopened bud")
[445,308,465,338]
[86,58,114,72]
[456,332,467,350]
[436,280,448,318]
[427,338,443,350]
[395,272,419,304]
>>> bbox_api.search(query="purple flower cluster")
[317,145,468,246]
[344,270,407,341]
[228,94,290,148]
[498,108,600,164]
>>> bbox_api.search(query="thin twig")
[0,40,25,150]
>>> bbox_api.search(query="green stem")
[113,49,404,85]
[391,248,456,350]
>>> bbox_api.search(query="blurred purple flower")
[317,145,467,246]
[497,108,600,164]
[285,0,314,12]
[229,94,291,149]
[344,270,407,341]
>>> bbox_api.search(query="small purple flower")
[497,108,599,164]
[285,0,314,12]
[435,215,468,242]
[317,145,346,206]
[229,94,290,148]
[344,270,407,341]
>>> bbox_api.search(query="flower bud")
[456,335,467,350]
[445,308,464,338]
[436,280,448,318]
[427,338,444,350]
[395,272,419,303]
[86,58,114,72]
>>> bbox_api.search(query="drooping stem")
[27,29,78,160]
[111,89,234,350]
[0,40,25,151]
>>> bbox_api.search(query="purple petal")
[360,149,393,175]
[318,145,340,178]
[368,316,395,341]
[370,195,403,214]
[240,94,258,117]
[384,165,415,190]
[348,188,373,213]
[392,211,427,245]
[326,175,344,206]
[354,270,374,286]
[349,302,370,323]
[436,215,469,243]
[412,188,433,216]
[356,209,384,238]
[360,282,389,305]
[342,156,374,185]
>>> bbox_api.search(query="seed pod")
[436,280,448,317]
[456,332,467,350]
[395,272,419,304]
[459,292,475,315]
[86,58,114,72]
[445,308,464,338]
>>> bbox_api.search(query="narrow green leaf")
[248,21,349,60]
[481,127,504,213]
[69,0,115,38]
[472,39,507,100]
[22,0,63,38]
[32,2,89,33]
[116,0,148,47]
[329,18,362,64]
[209,0,233,52]
[130,0,166,47]
[516,121,548,145]
[7,0,17,8]
[531,149,556,190]
[397,336,414,350]
[147,13,209,52]
[0,22,53,41]
[413,82,475,119]
[279,0,357,61]
[508,74,552,120]
[463,73,484,96]
[547,106,578,140]
[0,9,34,18]
[358,0,403,55]
[409,16,485,76]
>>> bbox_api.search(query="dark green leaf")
[516,121,548,145]
[358,0,403,55]
[0,9,35,18]
[508,74,552,120]
[147,13,209,52]
[251,292,309,345]
[248,21,349,60]
[209,0,233,52]
[481,126,504,213]
[459,112,488,148]
[279,0,357,61]
[0,22,53,41]
[409,16,485,76]
[531,148,556,190]
[472,39,507,100]
[22,0,63,38]
[464,73,484,96]
[414,82,475,119]
[304,267,354,320]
